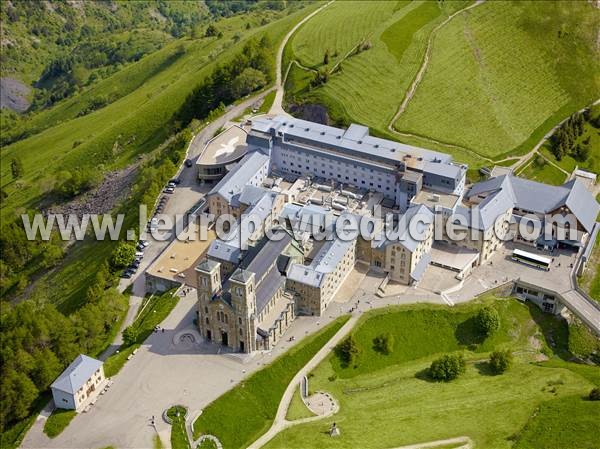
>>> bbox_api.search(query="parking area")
[447,242,578,303]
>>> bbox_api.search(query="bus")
[511,249,551,271]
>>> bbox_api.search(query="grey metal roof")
[287,236,354,287]
[240,231,292,281]
[281,203,334,233]
[207,240,242,263]
[401,171,423,183]
[374,204,433,252]
[51,355,102,394]
[241,192,274,228]
[251,115,452,167]
[196,259,221,273]
[466,175,598,232]
[465,175,510,199]
[453,186,514,231]
[233,185,270,208]
[255,266,285,314]
[230,268,254,283]
[475,187,515,230]
[344,123,369,141]
[410,252,431,282]
[423,161,464,179]
[563,179,599,233]
[208,151,269,204]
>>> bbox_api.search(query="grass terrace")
[104,290,179,377]
[263,296,599,449]
[192,316,350,449]
[42,409,76,439]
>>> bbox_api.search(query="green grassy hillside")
[0,6,312,221]
[285,1,599,171]
[264,297,600,449]
[394,1,599,159]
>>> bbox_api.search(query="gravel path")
[269,1,334,116]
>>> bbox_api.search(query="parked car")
[167,182,176,188]
[120,271,133,279]
[130,260,141,269]
[185,159,193,168]
[139,240,150,248]
[169,178,182,185]
[135,251,144,258]
[165,187,175,194]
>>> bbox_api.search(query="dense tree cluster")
[429,353,466,381]
[205,0,285,17]
[0,220,64,296]
[176,37,274,126]
[549,112,589,161]
[35,32,169,109]
[10,158,24,180]
[0,265,127,431]
[53,168,101,200]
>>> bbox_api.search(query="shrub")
[373,333,394,355]
[489,349,513,374]
[476,306,500,336]
[429,354,466,382]
[122,326,139,347]
[589,388,600,401]
[54,169,100,199]
[335,335,360,366]
[109,242,135,271]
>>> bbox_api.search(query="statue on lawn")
[329,422,340,437]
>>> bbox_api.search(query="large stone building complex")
[193,116,599,353]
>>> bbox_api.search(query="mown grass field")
[286,1,599,170]
[394,1,599,159]
[286,0,485,169]
[286,388,315,421]
[167,406,190,449]
[516,158,566,186]
[291,1,397,69]
[263,297,599,449]
[288,1,466,132]
[192,316,350,449]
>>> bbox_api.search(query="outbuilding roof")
[51,355,102,395]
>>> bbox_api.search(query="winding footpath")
[247,314,360,449]
[269,1,334,116]
[388,1,486,132]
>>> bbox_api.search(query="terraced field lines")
[393,1,598,158]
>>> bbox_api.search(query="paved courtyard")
[447,242,578,303]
